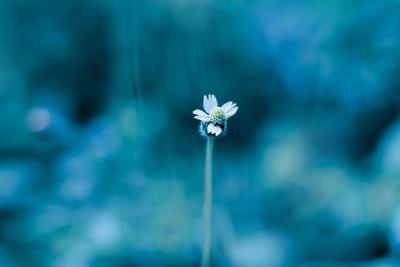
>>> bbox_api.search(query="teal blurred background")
[1,0,400,266]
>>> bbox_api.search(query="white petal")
[224,102,237,114]
[203,95,211,113]
[226,106,238,118]
[193,109,208,116]
[222,101,233,112]
[194,115,210,122]
[210,95,218,109]
[214,126,222,136]
[207,123,215,133]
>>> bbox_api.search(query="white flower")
[193,94,238,137]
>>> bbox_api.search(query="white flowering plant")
[193,94,238,267]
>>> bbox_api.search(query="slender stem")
[202,137,214,267]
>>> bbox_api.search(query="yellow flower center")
[210,107,226,124]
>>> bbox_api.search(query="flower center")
[210,107,226,124]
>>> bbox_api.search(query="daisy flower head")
[193,94,238,137]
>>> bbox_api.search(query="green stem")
[201,137,214,267]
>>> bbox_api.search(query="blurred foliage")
[1,0,400,266]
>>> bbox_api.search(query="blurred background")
[1,0,400,266]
